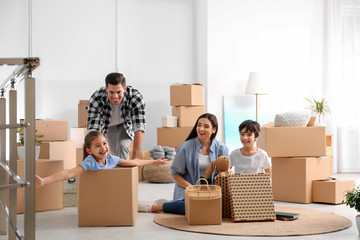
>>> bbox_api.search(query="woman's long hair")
[185,113,218,142]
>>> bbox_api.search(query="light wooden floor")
[1,173,360,240]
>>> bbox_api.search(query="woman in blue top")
[140,113,229,214]
[35,131,166,188]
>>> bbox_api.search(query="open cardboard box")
[257,122,326,157]
[78,167,138,226]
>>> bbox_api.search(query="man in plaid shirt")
[87,73,146,160]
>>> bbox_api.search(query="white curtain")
[325,0,360,172]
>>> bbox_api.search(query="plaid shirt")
[87,85,146,139]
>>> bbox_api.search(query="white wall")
[207,0,325,140]
[0,0,194,151]
[1,0,326,152]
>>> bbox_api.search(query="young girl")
[35,131,167,188]
[229,120,271,176]
[139,113,229,213]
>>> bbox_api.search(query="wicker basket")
[185,178,221,199]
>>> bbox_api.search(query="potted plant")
[304,97,331,125]
[344,186,360,232]
[17,127,44,161]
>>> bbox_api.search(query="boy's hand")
[35,175,44,188]
[226,168,234,175]
[153,158,168,168]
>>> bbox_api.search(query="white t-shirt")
[198,154,211,177]
[230,148,271,174]
[109,102,124,127]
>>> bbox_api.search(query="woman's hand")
[152,158,168,168]
[35,175,45,188]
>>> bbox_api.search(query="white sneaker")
[154,199,170,205]
[138,201,153,213]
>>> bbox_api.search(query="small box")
[141,151,151,160]
[157,127,192,148]
[78,100,89,128]
[17,160,64,213]
[172,106,204,127]
[78,167,138,226]
[70,128,87,149]
[170,83,204,106]
[313,179,355,204]
[38,141,76,170]
[257,122,326,157]
[162,116,178,127]
[272,157,331,203]
[20,119,68,141]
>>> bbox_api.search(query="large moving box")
[257,122,326,157]
[17,160,64,213]
[172,106,204,127]
[272,157,331,203]
[157,127,192,148]
[170,83,204,106]
[20,119,68,141]
[78,167,138,226]
[38,141,76,170]
[312,179,355,204]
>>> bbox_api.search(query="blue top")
[170,137,229,200]
[79,154,121,171]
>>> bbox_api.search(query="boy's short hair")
[239,120,261,138]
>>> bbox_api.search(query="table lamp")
[245,72,267,122]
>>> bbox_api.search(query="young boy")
[229,120,271,176]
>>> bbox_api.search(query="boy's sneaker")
[138,201,153,213]
[154,199,170,205]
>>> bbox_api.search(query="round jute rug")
[153,206,352,236]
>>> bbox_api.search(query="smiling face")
[196,118,216,141]
[86,135,109,162]
[106,83,127,105]
[240,127,257,148]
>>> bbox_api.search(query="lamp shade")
[245,72,267,95]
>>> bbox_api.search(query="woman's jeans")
[163,200,185,215]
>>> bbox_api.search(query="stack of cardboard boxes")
[157,83,204,148]
[16,119,76,213]
[258,122,354,204]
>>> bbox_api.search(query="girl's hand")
[152,158,168,168]
[35,175,45,188]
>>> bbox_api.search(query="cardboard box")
[78,167,138,226]
[170,83,204,106]
[157,127,192,148]
[313,179,355,204]
[17,160,64,213]
[76,149,84,165]
[20,119,68,141]
[257,122,326,157]
[185,188,222,225]
[141,151,151,160]
[38,141,76,170]
[78,100,89,128]
[272,157,331,203]
[326,134,333,147]
[172,106,204,127]
[70,128,87,149]
[162,116,178,127]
